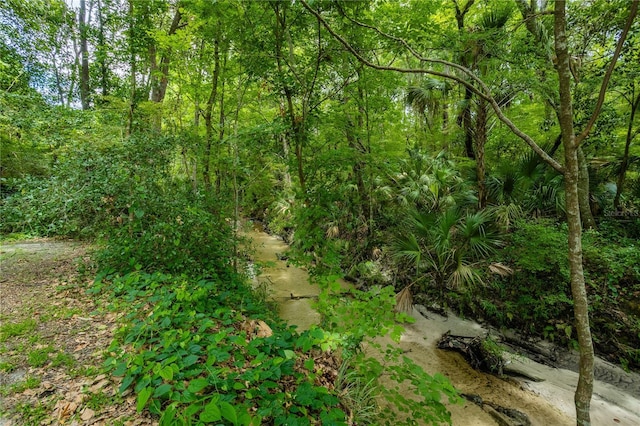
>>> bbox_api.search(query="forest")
[1,0,639,425]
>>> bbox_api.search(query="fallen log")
[437,331,505,375]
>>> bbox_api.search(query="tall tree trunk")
[461,88,475,159]
[203,38,221,192]
[52,55,66,106]
[517,0,595,228]
[278,102,293,193]
[554,3,594,425]
[79,0,90,110]
[215,69,226,195]
[344,87,368,219]
[127,0,135,136]
[577,147,596,229]
[96,0,108,98]
[453,0,476,160]
[273,3,306,192]
[149,5,183,130]
[476,98,488,208]
[614,89,640,210]
[149,5,182,103]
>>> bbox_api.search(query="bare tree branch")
[300,0,565,173]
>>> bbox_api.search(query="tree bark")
[215,68,226,194]
[149,4,183,131]
[96,0,108,98]
[150,5,182,103]
[577,147,596,229]
[127,0,136,136]
[344,85,368,218]
[203,37,221,192]
[79,0,91,110]
[476,98,488,209]
[554,3,594,425]
[273,2,306,192]
[453,0,476,160]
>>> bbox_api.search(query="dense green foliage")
[2,0,640,423]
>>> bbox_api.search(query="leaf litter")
[0,240,157,425]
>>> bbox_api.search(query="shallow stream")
[246,226,640,425]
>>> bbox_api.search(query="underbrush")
[453,219,640,371]
[91,265,460,425]
[92,272,348,425]
[1,134,462,424]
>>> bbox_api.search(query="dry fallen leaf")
[81,408,96,421]
[256,320,273,338]
[57,400,78,421]
[90,379,109,393]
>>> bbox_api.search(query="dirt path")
[0,240,156,426]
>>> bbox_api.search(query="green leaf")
[283,349,295,360]
[220,401,237,424]
[153,384,172,398]
[200,400,221,422]
[159,403,177,426]
[136,387,153,412]
[119,375,135,393]
[159,365,174,381]
[187,378,209,393]
[113,361,128,376]
[183,354,199,367]
[303,358,315,371]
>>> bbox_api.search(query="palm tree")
[394,207,501,302]
[390,149,476,213]
[405,77,452,133]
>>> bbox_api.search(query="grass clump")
[1,376,41,396]
[27,346,54,368]
[0,319,37,342]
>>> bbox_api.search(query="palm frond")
[488,203,523,231]
[489,262,514,277]
[479,3,514,30]
[395,284,414,314]
[449,261,483,290]
[393,233,422,269]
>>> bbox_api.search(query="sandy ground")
[401,309,640,426]
[250,227,640,426]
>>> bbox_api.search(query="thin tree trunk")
[216,68,226,195]
[52,55,66,106]
[79,0,91,110]
[273,3,306,192]
[453,0,476,160]
[614,90,640,210]
[150,5,182,103]
[127,0,136,136]
[96,0,108,98]
[203,38,221,191]
[279,107,293,192]
[67,33,81,107]
[577,147,596,229]
[555,3,594,425]
[149,4,183,131]
[550,133,562,156]
[476,98,488,208]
